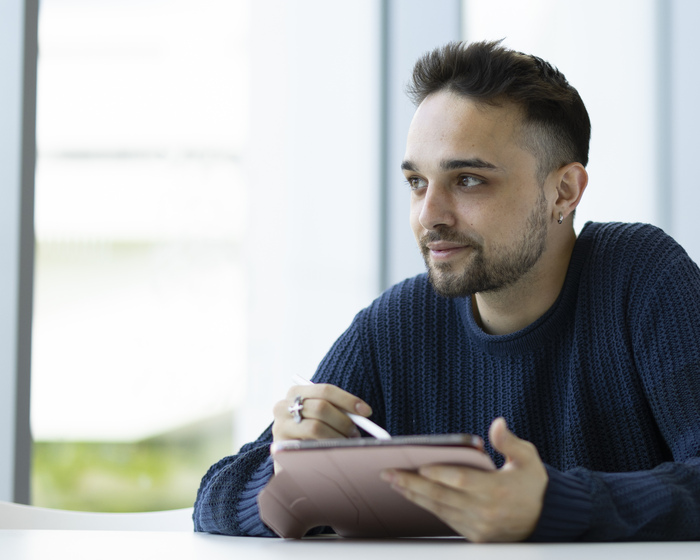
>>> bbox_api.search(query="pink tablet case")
[258,443,495,538]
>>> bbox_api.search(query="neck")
[472,229,577,335]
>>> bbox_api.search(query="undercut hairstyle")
[407,40,591,183]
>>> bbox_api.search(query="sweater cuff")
[528,465,591,542]
[236,456,276,537]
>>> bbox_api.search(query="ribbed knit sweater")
[194,222,700,541]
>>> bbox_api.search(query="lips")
[425,241,471,261]
[420,231,480,263]
[426,241,468,252]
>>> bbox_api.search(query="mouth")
[424,241,471,261]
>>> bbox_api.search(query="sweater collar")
[455,222,597,356]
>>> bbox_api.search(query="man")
[193,41,700,541]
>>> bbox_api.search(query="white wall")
[670,0,700,263]
[237,0,383,446]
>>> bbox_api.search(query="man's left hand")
[381,417,548,543]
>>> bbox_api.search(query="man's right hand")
[272,383,373,443]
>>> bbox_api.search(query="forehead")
[404,91,530,168]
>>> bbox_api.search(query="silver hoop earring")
[557,213,564,225]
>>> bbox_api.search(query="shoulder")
[578,222,700,317]
[581,221,680,252]
[579,222,691,273]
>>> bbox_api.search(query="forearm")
[532,459,700,541]
[529,466,590,541]
[193,434,273,535]
[236,457,276,536]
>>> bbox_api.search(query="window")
[32,0,248,511]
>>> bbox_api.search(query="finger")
[272,404,353,441]
[417,464,493,492]
[381,468,535,543]
[285,383,372,417]
[272,416,349,443]
[395,491,485,543]
[381,470,485,540]
[488,417,538,466]
[297,398,359,436]
[381,469,475,511]
[395,484,473,525]
[272,397,360,441]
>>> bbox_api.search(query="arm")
[194,309,381,535]
[532,459,700,541]
[534,228,700,541]
[562,244,700,540]
[193,382,372,536]
[193,426,275,535]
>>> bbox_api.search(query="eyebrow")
[401,158,500,172]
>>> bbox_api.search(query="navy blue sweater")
[194,222,700,541]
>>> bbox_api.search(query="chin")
[427,269,472,298]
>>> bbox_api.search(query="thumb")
[489,417,532,465]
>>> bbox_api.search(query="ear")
[552,162,587,222]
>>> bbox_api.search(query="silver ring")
[288,395,304,423]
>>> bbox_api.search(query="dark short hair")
[407,40,591,182]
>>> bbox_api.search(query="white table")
[1,530,699,560]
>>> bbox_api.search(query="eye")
[459,175,484,188]
[406,176,428,191]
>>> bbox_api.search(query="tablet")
[258,434,495,538]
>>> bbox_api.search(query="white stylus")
[292,374,392,440]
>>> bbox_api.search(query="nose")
[417,184,457,231]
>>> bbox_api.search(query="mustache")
[420,229,482,249]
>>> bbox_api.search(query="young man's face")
[404,90,556,298]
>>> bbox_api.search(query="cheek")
[409,200,423,238]
[489,200,540,242]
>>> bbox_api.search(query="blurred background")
[2,0,699,512]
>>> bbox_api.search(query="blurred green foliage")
[31,413,233,513]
